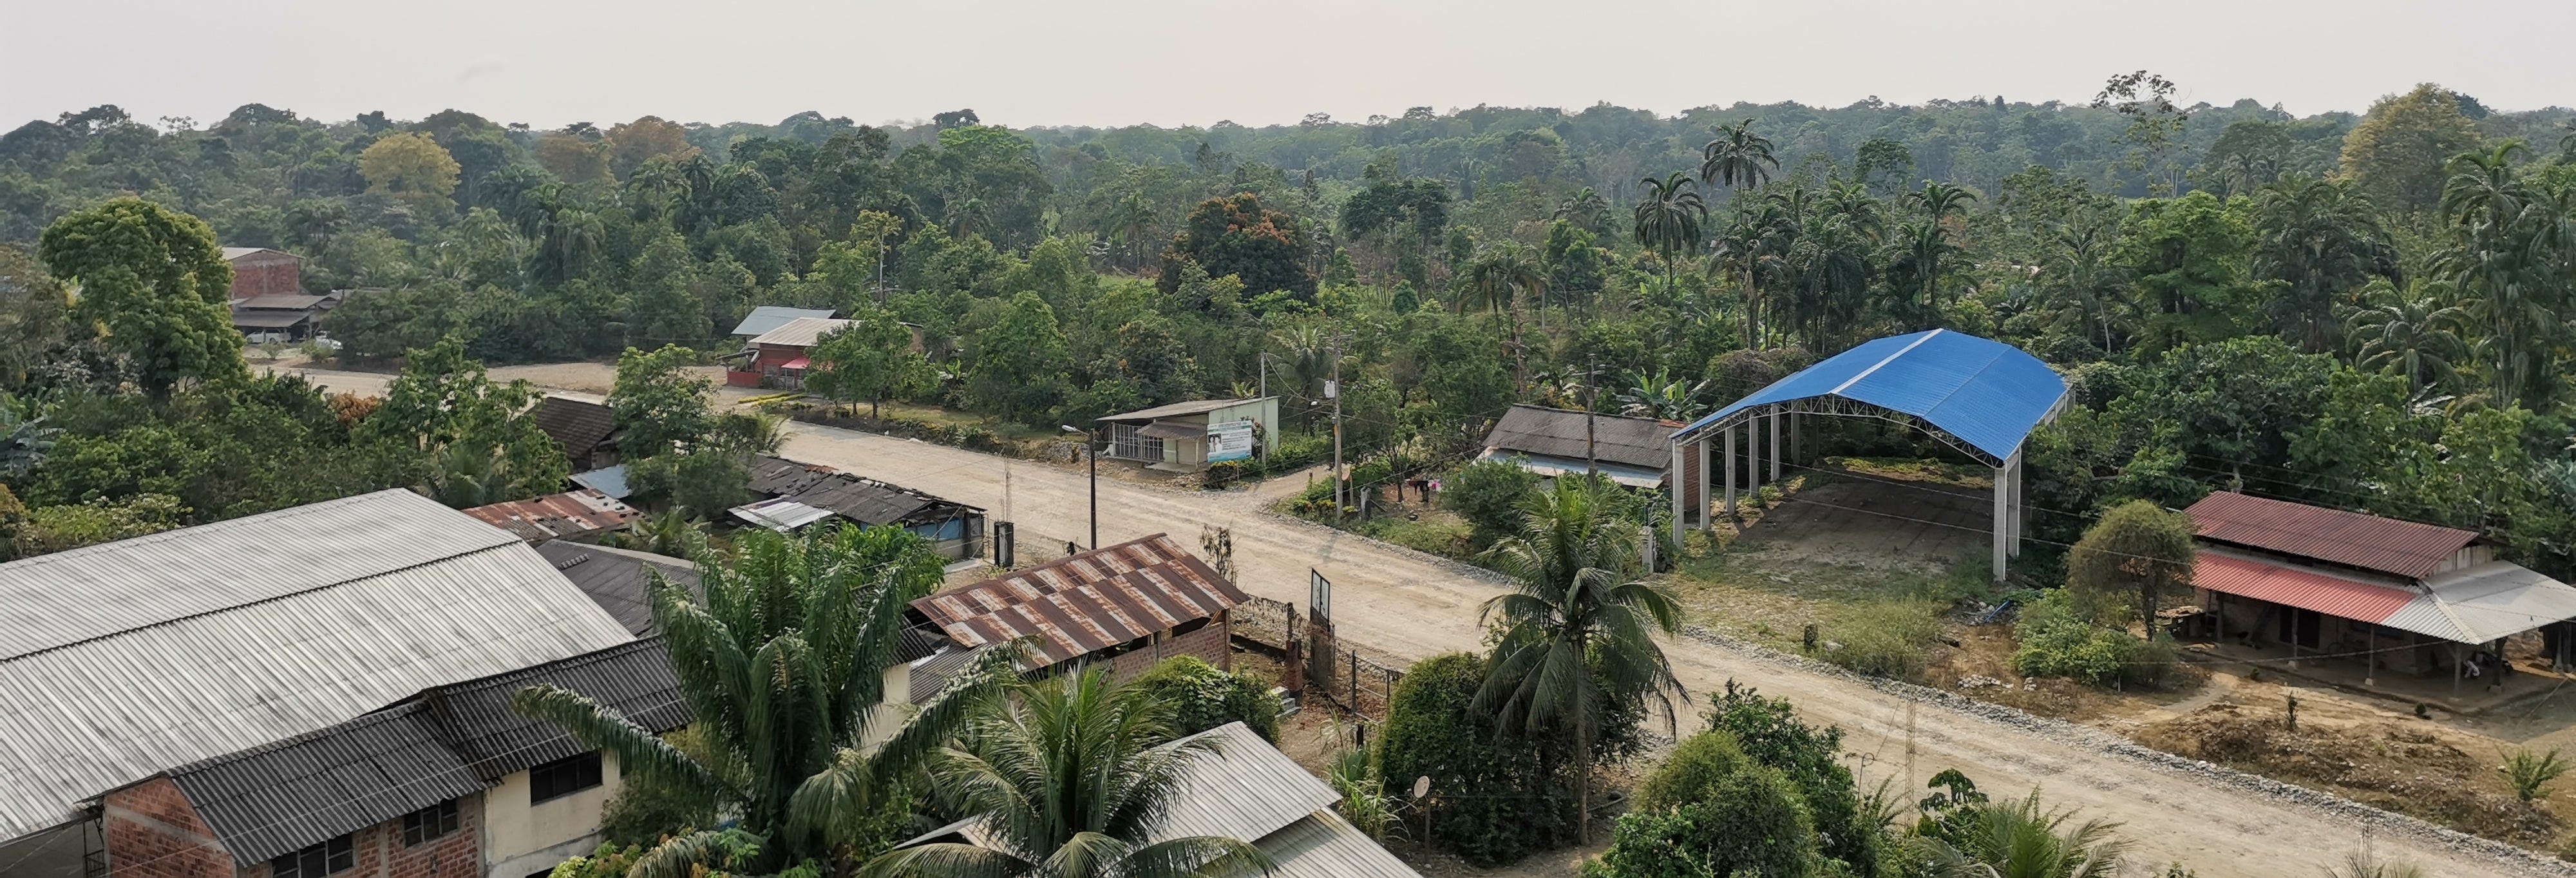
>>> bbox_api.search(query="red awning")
[779,356,811,370]
[2194,551,2416,624]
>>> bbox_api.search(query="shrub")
[1133,656,1280,742]
[1821,600,1942,680]
[1591,730,1817,878]
[1379,652,1575,866]
[2501,747,2571,803]
[1445,458,1540,548]
[1705,682,1884,877]
[2009,591,2179,688]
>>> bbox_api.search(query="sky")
[5,0,2571,132]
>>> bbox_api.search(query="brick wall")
[1100,613,1235,680]
[226,254,302,300]
[357,792,480,878]
[102,779,232,878]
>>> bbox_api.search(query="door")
[2277,607,2322,648]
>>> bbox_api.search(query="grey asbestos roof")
[730,306,838,338]
[0,489,634,843]
[417,638,687,783]
[1095,397,1270,423]
[1160,723,1419,877]
[1481,405,1678,472]
[165,703,480,865]
[534,542,702,635]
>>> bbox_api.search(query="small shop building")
[2182,491,2576,696]
[1095,397,1280,473]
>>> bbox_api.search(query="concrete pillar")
[2008,454,2025,558]
[1697,438,1713,529]
[1723,425,1737,522]
[1668,439,1685,544]
[1746,421,1762,494]
[1991,461,2009,582]
[1768,410,1782,482]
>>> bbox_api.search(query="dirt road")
[775,420,2568,878]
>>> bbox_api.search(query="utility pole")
[1330,339,1345,524]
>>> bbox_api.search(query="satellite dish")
[1412,775,1432,799]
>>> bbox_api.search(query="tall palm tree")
[1911,180,1979,224]
[1886,220,1958,327]
[1908,792,2129,878]
[2344,278,2467,396]
[2252,175,2398,352]
[1632,173,1708,290]
[515,525,1017,877]
[860,669,1272,878]
[1700,119,1779,196]
[1108,191,1156,271]
[1551,187,1612,236]
[1475,475,1685,843]
[1457,242,1548,321]
[2433,141,2566,409]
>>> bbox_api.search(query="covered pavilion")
[1670,329,2070,580]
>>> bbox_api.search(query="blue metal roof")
[1676,330,2067,463]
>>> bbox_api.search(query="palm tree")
[1552,187,1612,236]
[515,525,1016,877]
[1457,242,1548,322]
[1886,220,1958,327]
[2433,141,2568,409]
[1911,180,1979,224]
[1908,792,2129,878]
[1475,475,1685,843]
[2041,208,2128,354]
[1615,368,1713,421]
[1108,191,1156,271]
[860,669,1272,878]
[0,401,59,479]
[1632,173,1707,294]
[2253,175,2398,352]
[1700,119,1779,195]
[2344,278,2467,396]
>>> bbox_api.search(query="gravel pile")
[1680,624,2576,878]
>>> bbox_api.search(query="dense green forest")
[3,79,2574,577]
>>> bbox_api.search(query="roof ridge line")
[0,539,530,664]
[1826,329,1942,396]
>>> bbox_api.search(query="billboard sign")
[1208,419,1256,463]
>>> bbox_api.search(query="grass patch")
[1822,455,1989,487]
[1814,598,1946,679]
[1350,512,1474,560]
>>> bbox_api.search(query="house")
[532,396,620,472]
[222,247,303,300]
[907,533,1246,678]
[728,305,838,339]
[900,721,1421,877]
[726,316,851,388]
[2184,491,2576,691]
[1481,404,1693,494]
[0,490,634,877]
[96,638,688,878]
[1095,397,1280,473]
[734,455,987,559]
[460,489,640,543]
[230,293,341,341]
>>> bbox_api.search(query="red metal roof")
[461,490,639,542]
[779,356,811,370]
[2185,491,2478,580]
[2193,551,2418,625]
[912,533,1247,667]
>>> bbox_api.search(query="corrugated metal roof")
[1678,329,2067,464]
[417,638,686,783]
[233,294,327,310]
[912,534,1245,667]
[534,396,617,457]
[2186,491,2480,580]
[1251,808,1423,878]
[1156,723,1339,844]
[2195,549,2418,627]
[2197,548,2576,644]
[0,490,634,843]
[535,542,701,635]
[220,247,298,262]
[1476,450,1667,489]
[229,310,310,328]
[730,498,839,531]
[747,316,853,348]
[164,704,481,864]
[730,306,838,338]
[571,464,632,499]
[1097,397,1273,423]
[748,455,973,526]
[462,490,639,542]
[1483,405,1678,472]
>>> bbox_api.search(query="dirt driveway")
[773,421,2572,878]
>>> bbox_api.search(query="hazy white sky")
[5,0,2570,131]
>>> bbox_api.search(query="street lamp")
[1061,425,1098,551]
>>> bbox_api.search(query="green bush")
[1133,656,1280,742]
[1591,730,1817,878]
[1704,682,1885,877]
[2010,591,2179,688]
[1379,652,1575,866]
[1444,458,1540,548]
[1820,600,1943,680]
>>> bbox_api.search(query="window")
[270,835,352,878]
[401,799,458,846]
[529,750,603,804]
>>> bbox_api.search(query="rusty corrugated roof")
[911,534,1246,667]
[461,489,639,542]
[2195,549,2419,627]
[2185,491,2479,580]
